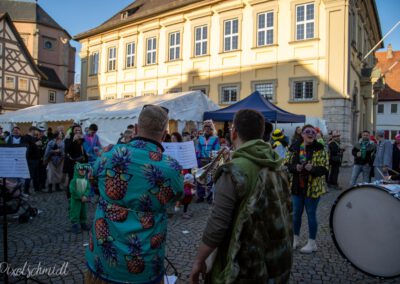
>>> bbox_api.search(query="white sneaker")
[174,206,180,212]
[300,239,317,254]
[293,235,300,249]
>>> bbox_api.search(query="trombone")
[192,147,230,185]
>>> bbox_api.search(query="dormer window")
[121,12,128,20]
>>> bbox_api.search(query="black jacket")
[352,140,376,165]
[328,140,343,165]
[392,144,400,173]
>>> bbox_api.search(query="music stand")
[0,144,44,284]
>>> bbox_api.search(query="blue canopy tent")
[203,91,306,123]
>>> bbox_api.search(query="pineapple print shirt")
[86,137,183,284]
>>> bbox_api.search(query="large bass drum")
[330,183,400,278]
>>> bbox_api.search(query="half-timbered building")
[0,13,41,112]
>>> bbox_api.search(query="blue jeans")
[350,164,371,186]
[292,195,320,240]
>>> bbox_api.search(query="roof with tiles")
[375,45,400,101]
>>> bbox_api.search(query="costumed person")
[291,126,302,145]
[350,130,376,186]
[85,105,183,284]
[392,133,400,175]
[272,128,288,159]
[328,130,343,189]
[285,124,328,254]
[373,130,393,180]
[44,130,65,193]
[195,120,220,203]
[181,173,195,219]
[69,163,91,234]
[190,109,292,283]
[83,123,102,166]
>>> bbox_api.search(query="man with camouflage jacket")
[190,109,293,284]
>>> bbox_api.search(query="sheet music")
[0,147,30,178]
[162,141,197,169]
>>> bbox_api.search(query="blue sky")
[36,0,400,82]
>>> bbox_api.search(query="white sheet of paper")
[162,141,197,169]
[164,275,177,284]
[0,147,30,178]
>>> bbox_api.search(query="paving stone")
[1,167,398,283]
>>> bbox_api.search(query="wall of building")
[376,100,400,140]
[38,87,65,105]
[78,0,381,162]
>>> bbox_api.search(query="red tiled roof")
[375,50,400,101]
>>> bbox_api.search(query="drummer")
[195,120,220,203]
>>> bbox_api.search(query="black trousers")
[328,163,340,186]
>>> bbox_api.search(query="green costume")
[69,163,91,225]
[204,139,293,283]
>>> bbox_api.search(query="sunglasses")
[302,128,317,136]
[106,169,133,182]
[143,104,169,114]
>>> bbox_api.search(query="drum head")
[330,185,400,278]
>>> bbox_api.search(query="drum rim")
[329,183,400,279]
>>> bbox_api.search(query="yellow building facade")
[75,0,381,147]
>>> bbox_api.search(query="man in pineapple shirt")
[86,105,183,284]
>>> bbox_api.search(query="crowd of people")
[1,110,400,284]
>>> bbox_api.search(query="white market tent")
[0,91,219,145]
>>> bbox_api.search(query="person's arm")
[191,173,237,282]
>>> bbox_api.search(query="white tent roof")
[0,91,219,124]
[0,92,220,145]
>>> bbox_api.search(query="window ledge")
[190,55,210,60]
[89,74,99,77]
[289,99,319,104]
[251,44,278,50]
[142,64,158,67]
[123,67,136,71]
[219,49,242,55]
[105,70,117,74]
[288,38,320,45]
[165,59,183,64]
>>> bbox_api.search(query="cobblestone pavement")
[1,167,399,283]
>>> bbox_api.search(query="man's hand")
[296,164,303,172]
[356,152,361,158]
[81,196,88,203]
[190,260,207,284]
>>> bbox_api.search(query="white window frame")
[377,104,384,114]
[291,79,316,101]
[169,32,181,61]
[252,80,276,101]
[146,37,157,65]
[90,51,99,75]
[48,90,56,103]
[257,11,274,46]
[5,76,15,89]
[220,84,240,105]
[18,78,29,91]
[296,3,315,40]
[126,42,135,68]
[107,47,117,72]
[194,25,208,57]
[224,19,239,52]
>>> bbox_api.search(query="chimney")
[387,44,393,59]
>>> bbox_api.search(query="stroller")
[0,178,38,223]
